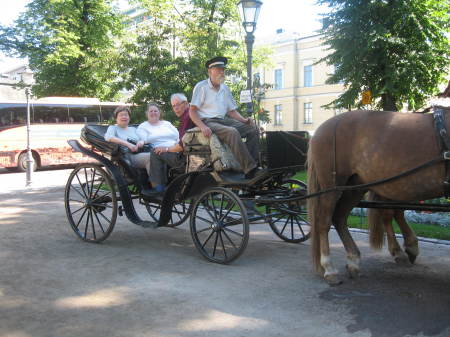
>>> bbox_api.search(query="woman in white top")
[137,103,184,194]
[104,106,151,181]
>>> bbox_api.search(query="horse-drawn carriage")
[64,125,310,264]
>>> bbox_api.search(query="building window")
[304,102,312,124]
[304,65,312,87]
[274,104,282,125]
[274,69,283,90]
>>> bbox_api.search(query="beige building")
[256,31,345,133]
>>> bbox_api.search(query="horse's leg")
[332,190,365,279]
[394,211,419,263]
[318,193,342,285]
[383,210,410,264]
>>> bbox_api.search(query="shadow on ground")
[320,259,450,337]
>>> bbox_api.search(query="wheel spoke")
[74,172,88,199]
[223,227,243,238]
[70,184,87,200]
[71,204,87,215]
[89,209,97,240]
[89,168,97,199]
[201,230,215,249]
[75,207,88,229]
[93,209,106,234]
[219,231,228,260]
[212,232,219,257]
[279,216,290,235]
[221,229,238,249]
[194,215,214,225]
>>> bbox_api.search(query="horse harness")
[432,107,450,198]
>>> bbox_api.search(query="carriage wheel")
[267,179,310,243]
[190,187,249,264]
[145,199,192,227]
[65,164,117,242]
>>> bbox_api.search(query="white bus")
[0,97,128,171]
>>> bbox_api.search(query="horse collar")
[432,107,450,197]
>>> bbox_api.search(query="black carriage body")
[264,131,309,170]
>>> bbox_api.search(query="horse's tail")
[307,145,323,273]
[367,192,385,250]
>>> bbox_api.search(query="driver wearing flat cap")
[189,56,264,180]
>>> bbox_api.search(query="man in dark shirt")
[170,93,194,143]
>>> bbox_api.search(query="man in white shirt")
[189,56,264,180]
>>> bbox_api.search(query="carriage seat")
[81,124,120,155]
[182,127,242,172]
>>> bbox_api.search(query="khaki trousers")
[202,117,259,173]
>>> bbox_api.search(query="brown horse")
[307,109,447,285]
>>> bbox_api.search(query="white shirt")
[137,120,179,148]
[190,78,237,119]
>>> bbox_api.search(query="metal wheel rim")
[190,187,249,264]
[64,164,117,242]
[267,179,310,243]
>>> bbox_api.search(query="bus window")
[32,103,70,123]
[0,103,27,127]
[99,105,117,121]
[68,104,101,123]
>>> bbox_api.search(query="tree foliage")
[117,0,272,121]
[0,0,123,99]
[318,0,450,111]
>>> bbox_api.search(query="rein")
[258,108,450,204]
[255,154,445,204]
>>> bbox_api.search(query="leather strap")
[432,107,450,198]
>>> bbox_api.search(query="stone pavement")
[1,168,450,337]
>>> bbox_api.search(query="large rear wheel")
[65,164,117,242]
[267,179,310,243]
[190,187,249,264]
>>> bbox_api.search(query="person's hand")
[137,140,144,148]
[154,147,169,155]
[128,143,138,152]
[201,126,212,138]
[244,117,254,125]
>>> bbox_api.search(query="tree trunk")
[381,93,398,111]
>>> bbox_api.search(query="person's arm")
[107,136,139,152]
[105,126,138,152]
[227,109,252,124]
[189,105,212,137]
[153,122,183,154]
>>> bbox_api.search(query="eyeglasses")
[171,101,185,109]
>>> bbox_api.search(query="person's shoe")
[244,167,267,180]
[141,187,163,197]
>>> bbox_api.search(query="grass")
[290,171,450,241]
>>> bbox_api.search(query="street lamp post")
[238,0,262,118]
[25,87,34,187]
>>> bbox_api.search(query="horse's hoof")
[394,252,411,265]
[325,274,343,286]
[346,265,360,279]
[405,248,418,264]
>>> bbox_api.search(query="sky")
[0,0,328,73]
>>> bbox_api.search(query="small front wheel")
[267,179,310,243]
[190,187,249,264]
[65,164,117,242]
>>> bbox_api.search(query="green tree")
[117,0,272,121]
[318,0,450,111]
[0,0,123,99]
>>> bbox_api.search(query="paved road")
[1,168,450,337]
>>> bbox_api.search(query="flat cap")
[205,56,228,69]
